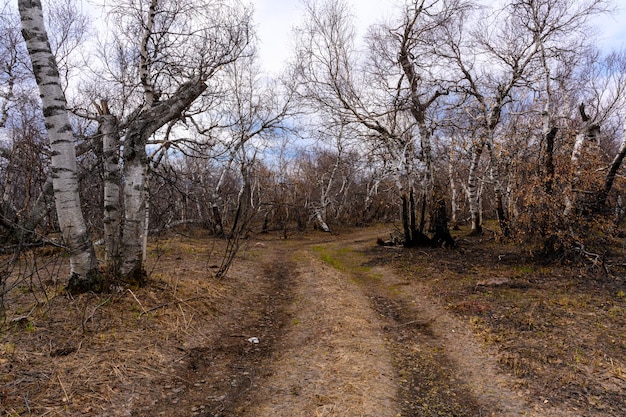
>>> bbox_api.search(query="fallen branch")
[573,242,607,275]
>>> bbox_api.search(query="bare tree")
[71,0,253,283]
[18,0,101,292]
[294,0,459,246]
[439,0,605,236]
[213,50,295,276]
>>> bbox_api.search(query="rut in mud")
[131,253,296,417]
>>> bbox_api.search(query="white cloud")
[253,0,626,75]
[593,10,626,51]
[253,0,395,74]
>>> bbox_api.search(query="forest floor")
[1,225,625,416]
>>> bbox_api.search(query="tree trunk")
[448,150,459,230]
[401,193,412,245]
[96,101,122,274]
[544,126,558,194]
[410,188,417,238]
[120,154,147,284]
[315,211,331,233]
[565,104,600,218]
[467,142,484,235]
[18,0,101,293]
[430,197,455,247]
[487,140,510,237]
[563,131,586,218]
[596,131,626,211]
[119,81,208,283]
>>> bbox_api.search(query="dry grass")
[2,225,625,416]
[368,228,626,415]
[0,233,233,416]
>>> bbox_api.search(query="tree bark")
[18,0,101,293]
[448,147,460,230]
[564,105,597,218]
[563,131,586,218]
[96,101,122,274]
[596,127,626,211]
[543,108,559,195]
[467,141,484,235]
[487,139,510,237]
[119,81,208,283]
[401,193,411,245]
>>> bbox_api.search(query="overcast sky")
[254,0,396,74]
[253,0,626,75]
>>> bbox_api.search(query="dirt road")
[147,229,544,417]
[3,227,623,416]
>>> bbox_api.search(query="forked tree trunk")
[18,0,101,293]
[564,104,600,218]
[119,81,208,283]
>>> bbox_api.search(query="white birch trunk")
[143,189,150,264]
[98,104,121,269]
[119,81,208,281]
[18,0,100,290]
[564,132,586,217]
[364,178,380,214]
[120,158,147,280]
[467,141,484,234]
[315,148,342,233]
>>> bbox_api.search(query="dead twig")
[397,317,436,328]
[573,242,608,275]
[128,289,147,315]
[57,374,69,402]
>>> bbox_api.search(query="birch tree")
[294,0,408,239]
[564,50,626,216]
[442,0,598,235]
[295,0,458,246]
[0,4,48,242]
[209,51,294,238]
[443,5,531,235]
[18,0,101,292]
[78,0,252,283]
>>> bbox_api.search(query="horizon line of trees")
[1,0,626,295]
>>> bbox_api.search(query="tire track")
[242,248,399,417]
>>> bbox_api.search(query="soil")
[1,225,625,416]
